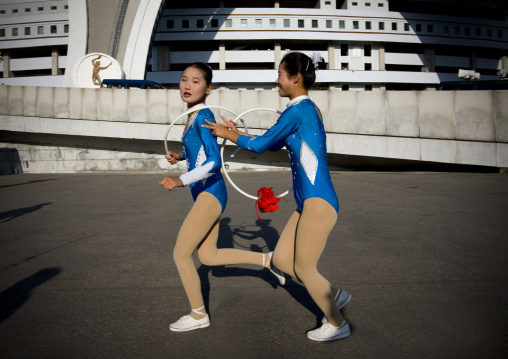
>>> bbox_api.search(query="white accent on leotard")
[286,95,311,108]
[179,161,215,187]
[300,139,318,185]
[179,144,215,187]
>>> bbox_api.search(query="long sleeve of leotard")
[237,106,300,154]
[179,114,222,186]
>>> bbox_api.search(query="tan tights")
[272,197,344,327]
[173,192,268,319]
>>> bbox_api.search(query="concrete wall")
[0,85,507,173]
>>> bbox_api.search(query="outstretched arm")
[202,115,254,144]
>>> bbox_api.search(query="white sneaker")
[307,321,351,342]
[322,288,352,323]
[170,306,210,332]
[263,251,285,285]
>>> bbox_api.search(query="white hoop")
[219,107,293,201]
[163,105,247,168]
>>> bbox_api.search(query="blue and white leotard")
[236,96,339,213]
[178,106,227,213]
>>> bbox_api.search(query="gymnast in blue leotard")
[203,52,353,342]
[159,63,285,333]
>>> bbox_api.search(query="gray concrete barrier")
[0,85,507,173]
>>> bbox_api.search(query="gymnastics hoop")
[219,107,293,201]
[163,105,247,169]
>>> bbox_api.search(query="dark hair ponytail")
[280,52,316,89]
[184,62,213,86]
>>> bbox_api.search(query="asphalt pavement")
[0,171,507,359]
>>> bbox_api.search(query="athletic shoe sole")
[169,321,210,332]
[307,329,351,342]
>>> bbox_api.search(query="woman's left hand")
[159,176,183,191]
[202,119,231,139]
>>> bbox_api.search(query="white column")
[219,42,226,70]
[2,51,11,78]
[274,41,281,69]
[52,47,61,75]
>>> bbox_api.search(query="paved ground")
[0,171,507,359]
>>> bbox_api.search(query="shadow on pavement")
[0,202,52,223]
[0,267,62,323]
[198,217,322,324]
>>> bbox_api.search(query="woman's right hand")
[165,151,182,165]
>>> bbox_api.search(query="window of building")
[326,20,332,28]
[38,26,43,34]
[211,19,218,27]
[256,19,262,27]
[353,21,359,29]
[465,27,471,35]
[270,19,276,27]
[226,19,232,27]
[378,2,384,6]
[51,6,57,10]
[0,29,5,37]
[341,63,348,70]
[182,19,189,28]
[364,45,371,56]
[284,19,290,27]
[197,19,204,27]
[365,63,372,70]
[167,20,174,28]
[341,44,349,56]
[365,85,373,91]
[416,24,422,32]
[298,19,304,28]
[366,21,371,30]
[241,19,247,28]
[312,20,318,28]
[352,2,358,5]
[25,8,31,12]
[454,26,460,35]
[50,25,57,33]
[339,20,345,29]
[366,2,371,6]
[325,1,331,4]
[392,22,397,31]
[342,84,349,91]
[12,9,18,13]
[12,28,18,36]
[64,24,69,33]
[379,22,384,30]
[24,27,30,35]
[443,25,449,34]
[487,29,492,37]
[64,5,68,9]
[427,24,433,32]
[476,28,481,36]
[38,7,43,11]
[498,30,503,38]
[0,10,5,14]
[404,23,410,31]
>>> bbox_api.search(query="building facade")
[0,0,507,90]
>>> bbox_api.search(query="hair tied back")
[311,52,323,69]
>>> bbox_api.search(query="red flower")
[255,187,281,221]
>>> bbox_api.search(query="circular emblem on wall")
[72,52,124,88]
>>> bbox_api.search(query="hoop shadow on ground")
[197,218,322,324]
[0,267,62,323]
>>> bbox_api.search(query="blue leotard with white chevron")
[179,108,227,213]
[236,97,339,213]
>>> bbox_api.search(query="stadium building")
[0,0,507,90]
